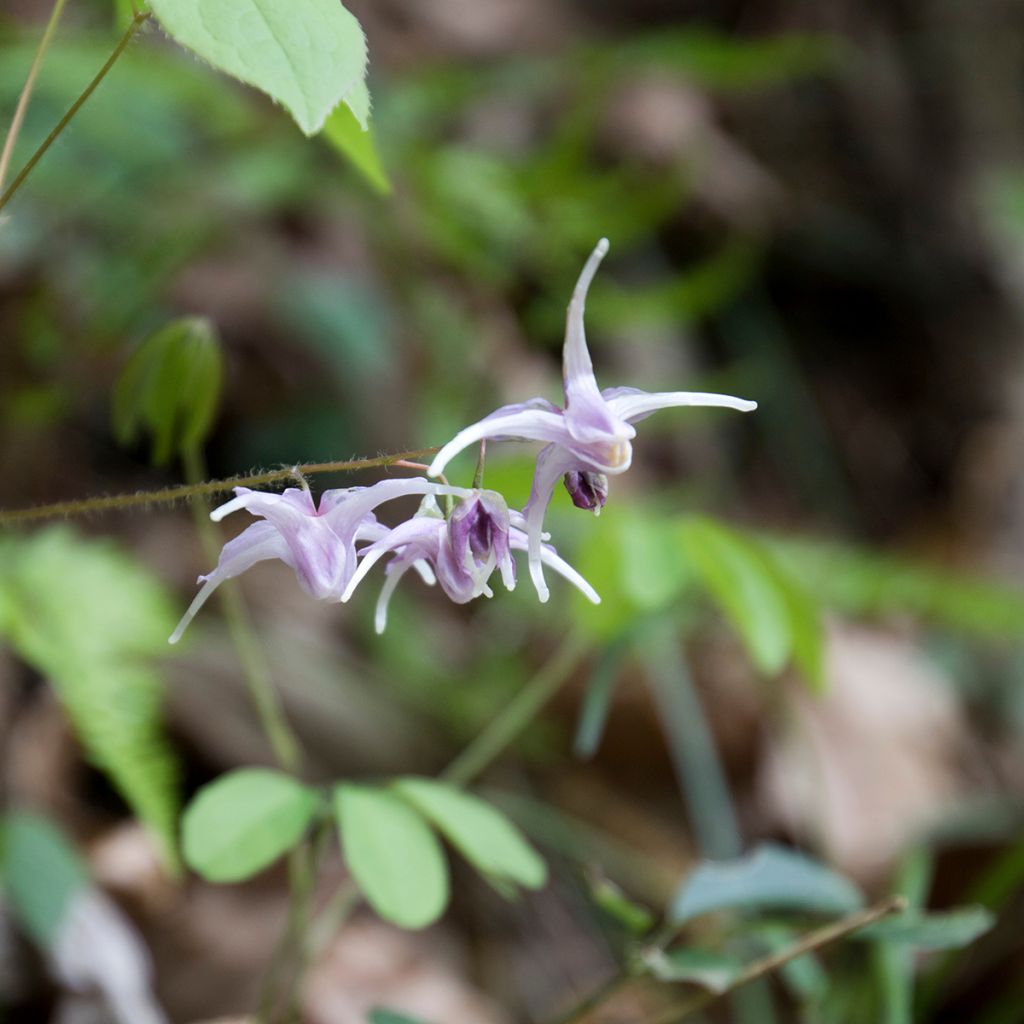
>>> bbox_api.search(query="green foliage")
[641,947,744,992]
[149,0,368,135]
[587,871,655,934]
[0,813,88,949]
[679,517,825,687]
[613,28,842,90]
[672,844,863,924]
[323,102,390,195]
[112,316,224,465]
[573,639,629,758]
[334,784,449,929]
[182,769,320,882]
[769,536,1024,640]
[0,528,181,866]
[573,508,824,688]
[856,907,995,950]
[368,1011,433,1024]
[392,778,547,892]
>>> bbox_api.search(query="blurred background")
[2,0,1024,1021]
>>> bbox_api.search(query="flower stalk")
[0,11,152,215]
[0,0,69,194]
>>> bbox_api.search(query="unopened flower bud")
[563,471,608,513]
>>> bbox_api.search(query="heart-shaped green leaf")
[334,785,449,929]
[150,0,368,135]
[182,769,319,882]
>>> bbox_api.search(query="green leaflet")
[392,778,547,891]
[149,0,368,135]
[334,784,449,929]
[182,769,320,882]
[0,529,181,868]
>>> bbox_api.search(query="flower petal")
[603,386,757,423]
[562,238,609,403]
[508,530,600,605]
[374,556,420,634]
[427,406,569,478]
[522,444,579,602]
[341,516,441,603]
[168,522,289,644]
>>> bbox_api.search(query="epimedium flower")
[340,491,600,633]
[427,237,758,600]
[169,478,473,644]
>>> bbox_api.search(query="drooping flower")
[169,478,471,643]
[428,238,757,600]
[340,492,599,633]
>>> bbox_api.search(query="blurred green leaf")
[393,778,547,891]
[672,844,863,924]
[334,784,449,929]
[574,505,695,638]
[857,907,995,950]
[368,1011,433,1024]
[182,769,319,882]
[678,517,792,677]
[642,947,744,992]
[0,528,180,867]
[615,29,842,91]
[148,0,368,135]
[0,813,88,949]
[573,637,629,758]
[323,103,391,195]
[112,317,224,465]
[768,536,1024,639]
[587,870,655,934]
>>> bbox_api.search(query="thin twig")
[648,896,909,1024]
[0,0,69,193]
[0,11,151,214]
[0,447,439,526]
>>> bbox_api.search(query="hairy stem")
[441,631,588,786]
[0,0,69,194]
[0,12,151,215]
[0,447,440,526]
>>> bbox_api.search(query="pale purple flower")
[169,479,470,643]
[428,238,757,600]
[341,492,600,633]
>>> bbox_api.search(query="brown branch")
[0,447,440,526]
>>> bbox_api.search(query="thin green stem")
[0,0,69,193]
[182,447,301,772]
[0,11,151,215]
[0,447,440,527]
[441,631,588,786]
[260,819,333,1023]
